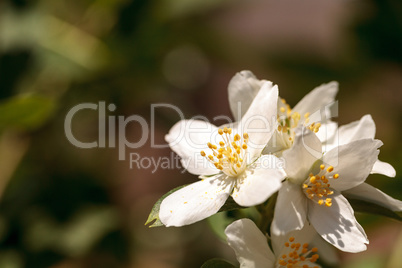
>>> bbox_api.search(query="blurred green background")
[0,0,401,267]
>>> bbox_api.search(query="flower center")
[277,236,320,268]
[200,127,249,177]
[302,165,339,207]
[277,98,321,148]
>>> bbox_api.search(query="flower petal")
[343,182,402,212]
[159,175,233,226]
[225,219,276,267]
[323,139,382,191]
[311,235,340,266]
[308,192,368,253]
[371,159,396,177]
[271,180,308,236]
[238,83,278,160]
[293,81,338,118]
[325,114,376,152]
[165,119,220,175]
[231,155,285,207]
[263,130,289,155]
[283,127,322,184]
[316,120,338,145]
[228,70,271,121]
[337,114,375,143]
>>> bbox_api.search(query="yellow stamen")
[200,128,249,177]
[303,164,338,208]
[279,236,320,268]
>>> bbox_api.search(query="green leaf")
[207,212,235,242]
[145,185,187,228]
[201,258,236,268]
[347,197,402,221]
[0,95,56,131]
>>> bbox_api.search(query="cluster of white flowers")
[149,71,402,268]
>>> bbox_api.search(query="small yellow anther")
[228,128,232,134]
[200,151,206,156]
[304,112,310,118]
[318,200,324,205]
[311,247,318,252]
[310,176,316,183]
[280,107,286,113]
[218,129,223,135]
[320,164,325,170]
[333,173,339,179]
[234,134,241,141]
[243,133,249,139]
[327,166,334,173]
[303,184,308,188]
[242,144,247,149]
[289,237,295,242]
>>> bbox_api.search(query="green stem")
[257,192,278,234]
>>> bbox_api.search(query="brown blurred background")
[0,0,401,267]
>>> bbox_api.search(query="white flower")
[324,114,395,177]
[159,82,286,227]
[322,114,402,212]
[271,127,383,253]
[225,218,322,268]
[228,70,338,154]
